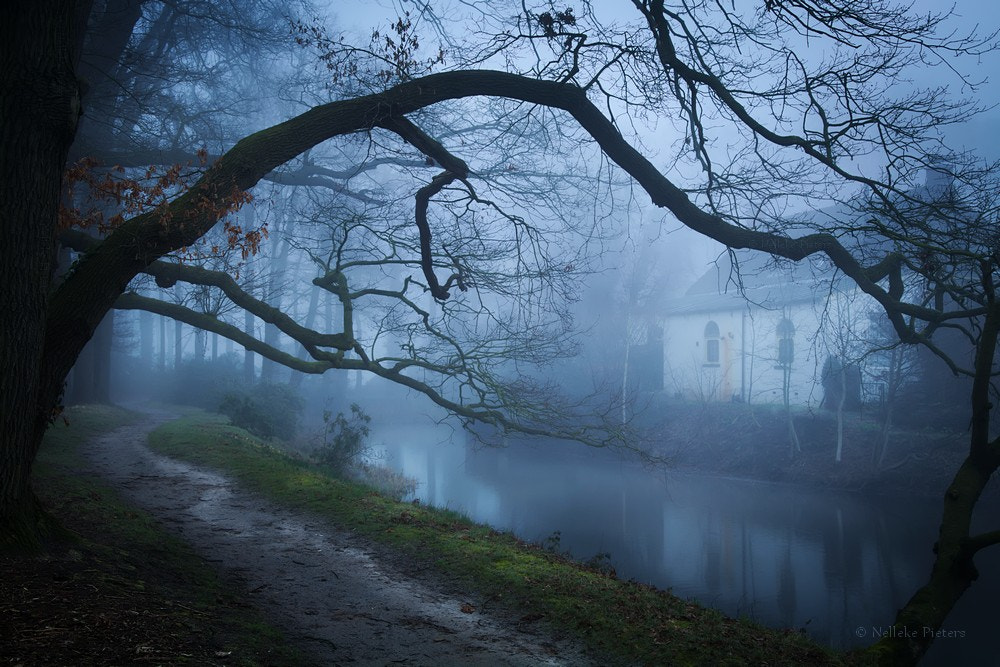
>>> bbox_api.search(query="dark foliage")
[219,383,304,440]
[313,404,371,476]
[821,356,862,411]
[164,356,243,409]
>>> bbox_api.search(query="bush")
[219,383,303,440]
[166,356,243,409]
[313,403,371,476]
[352,461,418,501]
[310,404,418,499]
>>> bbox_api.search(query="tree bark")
[66,337,94,405]
[174,320,183,369]
[92,310,113,402]
[243,310,256,385]
[290,270,324,390]
[159,314,168,372]
[139,310,153,368]
[867,306,1000,664]
[194,327,206,362]
[0,0,90,543]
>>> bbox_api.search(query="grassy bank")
[149,410,854,666]
[1,404,299,666]
[643,400,965,496]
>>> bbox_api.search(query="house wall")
[662,287,874,406]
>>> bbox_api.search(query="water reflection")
[371,424,998,665]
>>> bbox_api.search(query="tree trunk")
[158,314,166,372]
[91,310,113,403]
[194,327,206,362]
[67,337,95,404]
[0,0,89,543]
[866,307,1000,664]
[139,310,153,368]
[244,310,256,385]
[261,323,280,383]
[835,368,846,463]
[290,271,323,389]
[66,311,112,405]
[174,319,183,368]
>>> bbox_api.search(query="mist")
[6,1,1000,665]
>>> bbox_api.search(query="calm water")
[371,424,999,665]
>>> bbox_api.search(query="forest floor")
[1,404,853,666]
[0,405,301,666]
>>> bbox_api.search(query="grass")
[1,404,300,666]
[149,410,858,666]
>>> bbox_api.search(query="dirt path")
[81,409,597,666]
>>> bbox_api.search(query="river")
[371,423,999,666]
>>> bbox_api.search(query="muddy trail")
[81,409,597,666]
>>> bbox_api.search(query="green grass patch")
[150,410,856,666]
[4,404,300,666]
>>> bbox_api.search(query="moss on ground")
[149,410,859,666]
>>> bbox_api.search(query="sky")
[330,0,1000,151]
[323,0,1000,280]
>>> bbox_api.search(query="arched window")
[777,318,795,368]
[704,321,720,364]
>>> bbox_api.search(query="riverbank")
[3,405,866,664]
[146,408,856,665]
[640,401,969,497]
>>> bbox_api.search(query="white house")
[660,250,876,406]
[658,165,972,408]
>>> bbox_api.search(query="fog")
[47,0,1000,664]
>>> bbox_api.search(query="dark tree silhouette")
[4,3,1000,663]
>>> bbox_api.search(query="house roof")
[663,227,867,317]
[663,251,821,315]
[663,167,958,317]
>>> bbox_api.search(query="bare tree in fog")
[5,2,1000,663]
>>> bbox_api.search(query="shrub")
[166,356,243,408]
[352,461,418,501]
[313,403,371,476]
[219,383,304,440]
